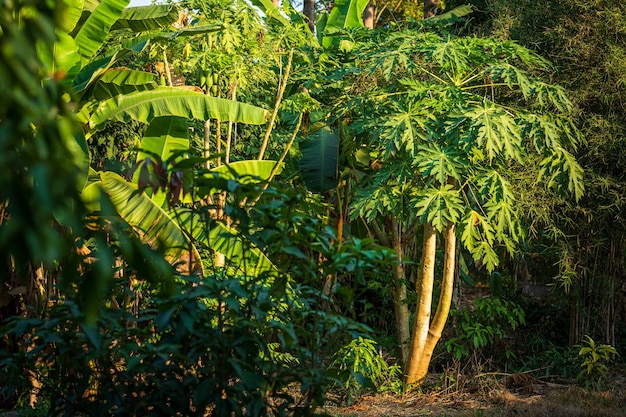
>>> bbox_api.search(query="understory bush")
[0,274,364,417]
[443,297,526,368]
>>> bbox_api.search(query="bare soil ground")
[321,374,626,417]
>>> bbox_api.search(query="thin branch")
[258,49,294,160]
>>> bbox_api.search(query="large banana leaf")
[134,116,190,207]
[428,5,474,22]
[100,171,203,275]
[112,5,179,32]
[58,0,85,33]
[97,171,276,278]
[175,211,278,278]
[74,0,130,63]
[209,160,283,183]
[90,68,157,101]
[321,0,370,49]
[137,116,189,163]
[89,87,268,131]
[72,38,151,93]
[299,126,339,193]
[249,0,290,26]
[199,160,283,196]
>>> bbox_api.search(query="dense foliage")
[1,0,624,415]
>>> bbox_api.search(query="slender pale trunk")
[362,1,375,29]
[391,217,411,368]
[258,50,293,160]
[225,81,237,164]
[204,119,211,170]
[405,221,437,383]
[411,221,456,383]
[162,51,173,87]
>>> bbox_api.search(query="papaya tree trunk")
[369,217,411,367]
[405,221,436,384]
[391,217,411,368]
[410,221,456,383]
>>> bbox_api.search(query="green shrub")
[1,274,361,416]
[576,335,619,390]
[444,297,526,365]
[330,337,402,404]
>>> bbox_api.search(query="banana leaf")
[90,68,158,101]
[112,5,179,32]
[175,211,278,278]
[89,87,268,131]
[249,0,290,26]
[321,0,370,49]
[134,116,190,207]
[209,160,282,182]
[74,0,130,63]
[199,160,283,196]
[299,126,339,193]
[72,38,151,93]
[100,171,203,275]
[428,5,474,22]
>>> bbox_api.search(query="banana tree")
[335,30,584,384]
[41,0,287,277]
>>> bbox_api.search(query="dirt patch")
[321,379,626,417]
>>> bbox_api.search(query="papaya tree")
[332,27,584,384]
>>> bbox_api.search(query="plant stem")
[257,49,294,160]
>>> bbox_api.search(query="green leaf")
[538,147,585,201]
[72,38,151,93]
[99,171,202,273]
[90,68,158,101]
[466,101,523,162]
[209,160,282,183]
[136,116,189,164]
[249,0,290,26]
[175,211,278,278]
[459,210,495,252]
[427,5,473,22]
[89,87,268,131]
[416,143,464,184]
[111,4,179,32]
[57,0,85,33]
[322,0,370,49]
[412,184,464,231]
[74,0,130,63]
[299,126,339,193]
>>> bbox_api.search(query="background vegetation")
[1,0,624,416]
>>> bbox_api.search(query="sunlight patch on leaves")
[415,143,464,184]
[412,184,464,231]
[466,101,523,162]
